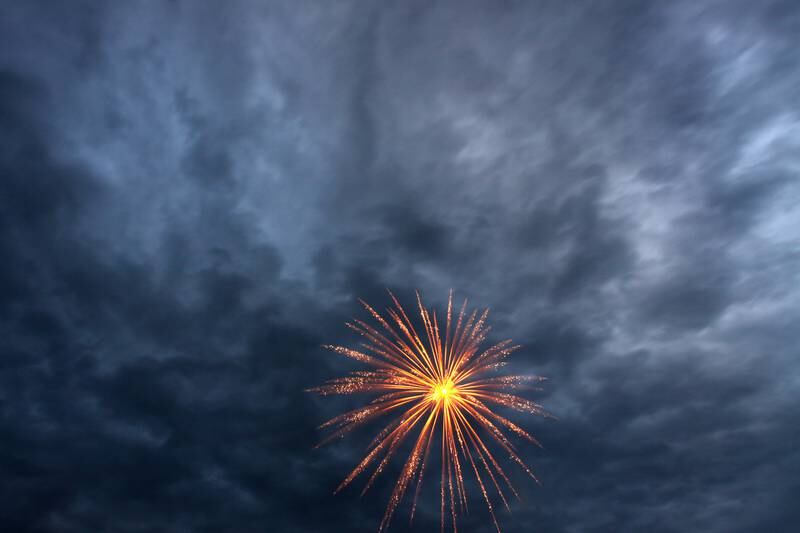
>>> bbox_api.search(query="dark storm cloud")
[2,1,799,532]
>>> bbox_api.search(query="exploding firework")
[309,291,552,532]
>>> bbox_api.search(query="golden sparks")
[309,291,552,532]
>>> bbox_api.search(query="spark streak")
[309,291,552,532]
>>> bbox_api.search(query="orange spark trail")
[309,291,552,532]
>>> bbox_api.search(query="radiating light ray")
[309,291,551,532]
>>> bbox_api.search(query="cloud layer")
[1,1,799,532]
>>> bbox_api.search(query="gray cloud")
[1,1,799,532]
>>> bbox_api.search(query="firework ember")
[310,291,552,532]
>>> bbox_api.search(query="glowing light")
[309,291,552,532]
[433,380,454,401]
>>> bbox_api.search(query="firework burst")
[309,291,552,532]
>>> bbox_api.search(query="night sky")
[2,2,799,532]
